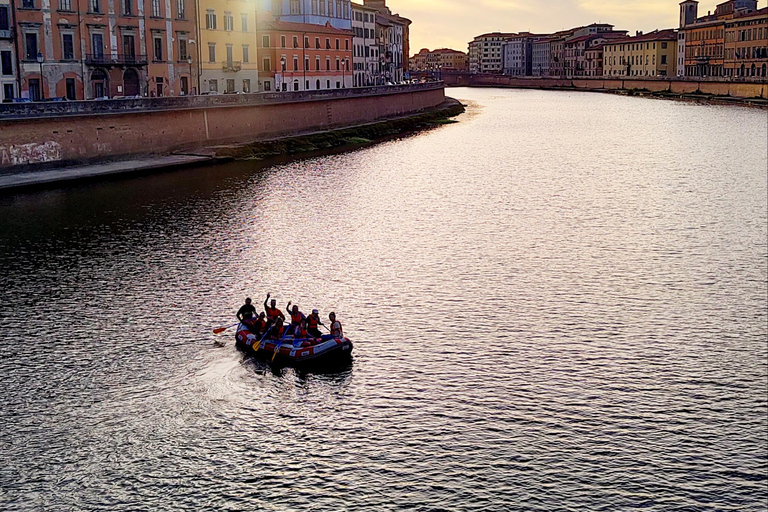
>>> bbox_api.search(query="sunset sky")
[384,0,756,55]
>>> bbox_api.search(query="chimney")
[636,31,643,36]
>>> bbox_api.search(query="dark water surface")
[1,88,766,511]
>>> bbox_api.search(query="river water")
[0,88,766,511]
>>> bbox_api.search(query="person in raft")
[306,309,324,338]
[286,302,306,330]
[251,312,267,337]
[268,320,285,340]
[237,298,261,335]
[329,312,343,338]
[264,293,285,326]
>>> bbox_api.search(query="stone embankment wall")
[0,83,445,171]
[443,73,768,100]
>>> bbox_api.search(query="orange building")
[13,0,197,100]
[724,7,768,78]
[257,20,353,92]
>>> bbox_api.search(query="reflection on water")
[0,88,766,511]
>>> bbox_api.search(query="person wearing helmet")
[306,309,324,338]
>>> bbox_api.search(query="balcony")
[0,29,12,39]
[222,61,241,72]
[85,54,148,66]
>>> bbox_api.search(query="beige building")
[468,32,516,73]
[603,29,678,77]
[410,48,467,72]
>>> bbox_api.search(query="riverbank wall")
[0,83,446,173]
[443,73,768,101]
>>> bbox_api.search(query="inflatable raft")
[235,323,353,369]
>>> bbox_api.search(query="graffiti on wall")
[0,141,63,166]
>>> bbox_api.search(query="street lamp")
[280,56,287,92]
[186,56,193,95]
[36,52,44,101]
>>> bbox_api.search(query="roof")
[602,29,678,46]
[350,2,378,12]
[257,20,354,37]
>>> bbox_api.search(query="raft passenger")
[286,302,306,329]
[306,309,323,338]
[329,312,343,338]
[264,293,285,325]
[236,298,256,322]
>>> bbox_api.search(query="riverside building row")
[466,0,767,80]
[0,0,410,102]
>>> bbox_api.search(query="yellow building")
[198,0,259,93]
[603,29,678,77]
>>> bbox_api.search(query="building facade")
[502,34,533,76]
[0,0,16,101]
[723,7,767,77]
[269,0,352,30]
[585,44,603,76]
[256,19,352,91]
[410,47,467,73]
[532,37,551,76]
[351,1,377,86]
[681,0,761,77]
[603,29,678,77]
[364,0,409,83]
[468,32,515,73]
[198,0,258,94]
[12,0,197,101]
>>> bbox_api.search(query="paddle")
[271,322,290,362]
[213,323,239,335]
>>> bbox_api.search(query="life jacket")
[296,326,308,338]
[290,311,304,325]
[265,307,281,320]
[331,321,342,338]
[271,323,284,339]
[307,315,319,329]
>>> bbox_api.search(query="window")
[293,36,298,48]
[89,0,100,13]
[25,32,38,60]
[262,57,271,71]
[29,78,40,101]
[155,76,164,97]
[65,78,76,100]
[262,35,270,48]
[264,81,271,91]
[62,33,74,60]
[224,12,233,32]
[206,10,216,30]
[243,79,250,93]
[315,37,320,49]
[153,37,163,61]
[242,45,249,63]
[121,0,131,15]
[304,57,309,70]
[208,43,215,63]
[226,44,233,64]
[1,50,12,75]
[59,0,72,11]
[226,78,234,93]
[179,38,188,60]
[326,38,330,49]
[335,38,339,50]
[22,0,35,8]
[91,33,103,57]
[315,57,320,70]
[177,0,185,19]
[290,0,299,14]
[151,0,160,17]
[661,55,667,65]
[209,79,218,92]
[241,13,247,32]
[293,57,298,70]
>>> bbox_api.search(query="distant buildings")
[409,48,468,74]
[467,0,767,80]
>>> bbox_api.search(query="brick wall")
[0,84,446,170]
